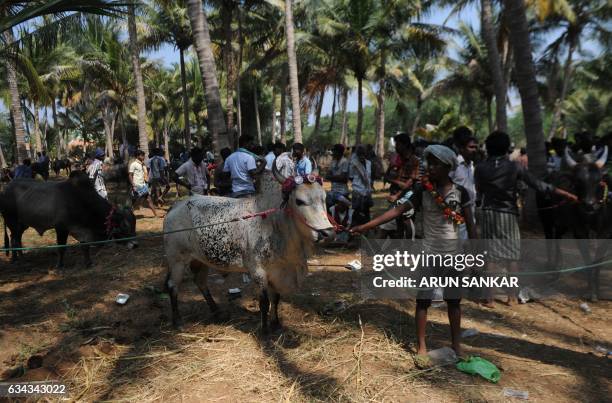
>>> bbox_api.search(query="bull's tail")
[4,221,9,257]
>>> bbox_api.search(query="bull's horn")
[564,147,577,168]
[595,146,608,169]
[272,157,287,184]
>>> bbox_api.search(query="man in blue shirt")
[293,143,312,176]
[223,135,265,198]
[14,159,33,179]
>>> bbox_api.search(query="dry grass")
[0,188,611,402]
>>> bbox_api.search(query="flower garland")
[421,176,465,225]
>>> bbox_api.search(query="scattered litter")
[594,346,612,356]
[115,293,130,305]
[345,259,362,271]
[518,287,539,304]
[579,302,591,313]
[323,299,348,315]
[242,274,251,284]
[461,328,479,338]
[503,388,529,400]
[428,347,457,365]
[456,356,500,383]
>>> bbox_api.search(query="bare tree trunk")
[128,4,150,156]
[356,76,363,144]
[270,87,276,142]
[253,84,262,145]
[284,0,302,143]
[340,87,349,145]
[548,40,575,139]
[223,2,236,134]
[5,28,28,163]
[481,0,508,132]
[179,48,191,148]
[120,110,129,162]
[376,81,385,157]
[313,90,324,138]
[43,107,48,150]
[328,84,337,131]
[280,82,287,145]
[187,0,229,159]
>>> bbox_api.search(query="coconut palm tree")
[284,0,302,143]
[127,4,149,155]
[503,0,546,177]
[186,0,228,155]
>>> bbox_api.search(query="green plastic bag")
[456,356,501,383]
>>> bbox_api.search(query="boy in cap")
[352,144,476,363]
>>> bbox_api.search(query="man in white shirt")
[223,135,265,198]
[87,148,107,199]
[129,150,159,217]
[175,147,209,195]
[264,142,285,170]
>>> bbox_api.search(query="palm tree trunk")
[33,102,42,155]
[504,0,546,178]
[52,101,62,159]
[187,0,229,158]
[270,87,277,142]
[280,82,287,145]
[411,98,423,135]
[236,5,243,143]
[0,143,7,168]
[356,76,363,144]
[120,109,128,162]
[5,29,28,163]
[128,4,149,156]
[328,85,337,131]
[22,101,32,152]
[481,0,507,132]
[486,95,494,133]
[548,39,575,139]
[253,84,262,145]
[340,87,349,145]
[313,90,324,138]
[179,48,191,148]
[163,124,170,161]
[284,0,302,143]
[223,2,235,134]
[376,81,385,157]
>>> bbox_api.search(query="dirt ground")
[1,183,611,402]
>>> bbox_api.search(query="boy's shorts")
[133,184,150,198]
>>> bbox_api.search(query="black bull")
[1,172,136,268]
[537,147,610,301]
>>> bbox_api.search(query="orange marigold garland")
[421,176,465,225]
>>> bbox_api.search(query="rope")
[1,208,281,252]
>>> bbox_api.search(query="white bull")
[163,162,334,332]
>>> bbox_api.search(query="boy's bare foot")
[452,344,463,358]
